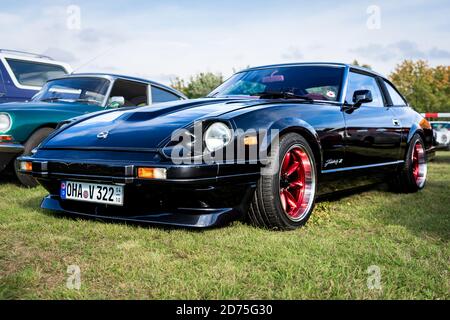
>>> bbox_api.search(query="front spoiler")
[41,195,241,228]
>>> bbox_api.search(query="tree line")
[171,60,449,113]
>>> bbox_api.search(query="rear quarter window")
[384,80,407,106]
[151,87,181,103]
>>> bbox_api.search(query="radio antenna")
[71,46,115,74]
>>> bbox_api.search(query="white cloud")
[0,1,449,84]
[351,41,450,62]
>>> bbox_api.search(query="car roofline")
[240,62,386,79]
[0,53,71,69]
[47,73,186,99]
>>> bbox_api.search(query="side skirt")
[317,161,404,196]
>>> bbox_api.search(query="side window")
[384,80,407,106]
[109,79,148,106]
[345,72,384,107]
[5,58,67,87]
[151,86,180,103]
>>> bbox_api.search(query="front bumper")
[17,152,260,228]
[0,143,24,172]
[40,195,247,228]
[433,143,450,150]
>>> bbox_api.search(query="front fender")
[259,117,323,168]
[6,110,82,143]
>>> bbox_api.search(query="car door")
[343,70,402,167]
[381,79,412,160]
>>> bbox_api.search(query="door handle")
[392,119,400,126]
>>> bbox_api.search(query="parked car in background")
[0,49,72,103]
[431,121,450,150]
[0,73,186,186]
[17,63,433,230]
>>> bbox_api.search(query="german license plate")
[60,181,124,206]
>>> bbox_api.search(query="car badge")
[326,90,336,98]
[97,131,109,139]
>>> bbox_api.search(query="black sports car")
[17,63,433,230]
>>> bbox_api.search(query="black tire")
[14,127,54,188]
[393,134,428,193]
[248,133,317,230]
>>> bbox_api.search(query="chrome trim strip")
[322,160,404,174]
[339,66,350,104]
[40,146,160,153]
[0,143,24,153]
[102,78,114,107]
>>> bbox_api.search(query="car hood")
[0,101,89,112]
[42,98,268,150]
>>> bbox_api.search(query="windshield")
[33,77,110,106]
[209,66,344,101]
[431,123,450,130]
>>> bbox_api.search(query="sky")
[0,0,449,85]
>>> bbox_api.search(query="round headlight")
[204,122,232,152]
[0,113,11,132]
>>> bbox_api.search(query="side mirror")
[352,90,373,108]
[108,96,125,108]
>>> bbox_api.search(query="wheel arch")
[24,123,57,142]
[19,124,58,155]
[407,125,425,145]
[266,118,323,171]
[404,122,434,163]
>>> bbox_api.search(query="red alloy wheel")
[279,145,314,221]
[412,141,427,187]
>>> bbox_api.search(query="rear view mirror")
[352,90,373,108]
[108,96,125,108]
[262,71,285,83]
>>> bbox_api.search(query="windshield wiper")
[252,91,314,101]
[40,97,100,105]
[72,98,101,105]
[40,97,63,102]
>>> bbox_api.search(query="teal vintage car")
[0,73,186,186]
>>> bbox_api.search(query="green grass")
[0,153,449,300]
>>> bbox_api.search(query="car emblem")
[97,131,109,139]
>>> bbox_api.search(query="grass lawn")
[0,153,449,300]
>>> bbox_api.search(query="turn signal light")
[137,167,167,179]
[244,135,258,146]
[20,161,33,172]
[419,118,432,130]
[0,135,13,142]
